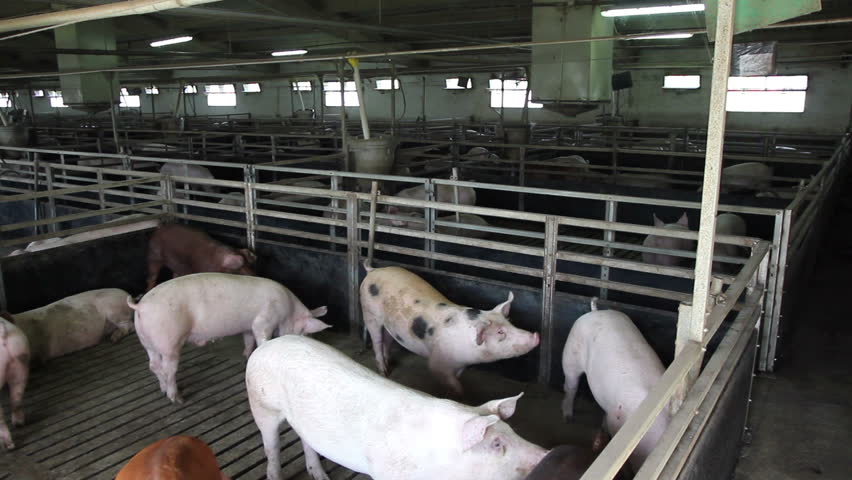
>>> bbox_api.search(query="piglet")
[561,298,669,471]
[116,436,230,480]
[0,313,29,450]
[641,213,694,267]
[145,223,256,291]
[360,262,539,397]
[13,288,134,363]
[247,335,547,480]
[129,272,330,403]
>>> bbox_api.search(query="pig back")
[248,336,459,477]
[116,435,226,480]
[138,274,293,343]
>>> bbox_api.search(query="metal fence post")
[45,164,58,234]
[270,135,277,163]
[424,180,436,270]
[539,216,559,385]
[346,192,362,337]
[243,165,257,251]
[96,169,107,223]
[761,208,791,371]
[160,175,176,217]
[600,200,618,300]
[329,175,340,249]
[519,146,527,211]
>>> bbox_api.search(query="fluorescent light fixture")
[602,4,705,17]
[150,35,193,48]
[271,49,308,57]
[630,33,694,40]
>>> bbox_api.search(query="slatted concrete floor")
[0,334,366,480]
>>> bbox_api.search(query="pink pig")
[0,312,29,450]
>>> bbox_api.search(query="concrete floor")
[734,191,852,479]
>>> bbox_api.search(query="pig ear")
[303,316,332,334]
[310,306,328,318]
[479,392,523,420]
[222,253,245,270]
[462,415,500,451]
[677,212,689,227]
[492,292,514,317]
[653,214,664,228]
[475,321,489,346]
[240,248,257,264]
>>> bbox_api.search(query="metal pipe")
[347,58,371,140]
[337,61,349,172]
[0,0,223,34]
[390,63,397,135]
[366,181,379,266]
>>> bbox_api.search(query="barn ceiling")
[0,0,849,84]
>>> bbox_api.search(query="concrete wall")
[23,63,851,135]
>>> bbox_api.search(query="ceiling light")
[150,36,193,47]
[630,33,695,40]
[271,49,308,57]
[602,4,705,17]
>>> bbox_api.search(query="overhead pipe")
[0,0,224,34]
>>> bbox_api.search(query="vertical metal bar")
[424,180,436,270]
[338,61,350,173]
[390,63,397,135]
[96,169,106,223]
[270,135,277,163]
[688,0,737,354]
[329,175,340,249]
[202,132,208,161]
[45,164,57,234]
[107,75,122,154]
[763,208,792,372]
[243,165,257,251]
[32,153,40,236]
[451,167,461,223]
[421,76,427,122]
[519,145,527,211]
[160,175,175,217]
[366,181,379,266]
[346,192,362,337]
[600,200,617,300]
[611,129,619,175]
[538,215,559,385]
[318,76,325,124]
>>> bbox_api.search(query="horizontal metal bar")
[0,176,161,203]
[0,201,163,233]
[554,272,692,303]
[0,214,165,249]
[363,242,545,278]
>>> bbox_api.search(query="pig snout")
[517,446,549,477]
[512,330,540,355]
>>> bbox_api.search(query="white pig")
[0,313,29,450]
[714,213,747,272]
[128,273,330,403]
[360,263,539,397]
[561,298,669,471]
[384,209,491,238]
[721,162,773,193]
[160,163,218,194]
[641,213,695,267]
[13,288,134,363]
[394,183,477,213]
[246,335,548,480]
[616,173,673,189]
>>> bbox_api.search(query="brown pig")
[146,223,256,291]
[116,435,230,480]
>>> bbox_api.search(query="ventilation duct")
[54,20,118,113]
[530,1,614,116]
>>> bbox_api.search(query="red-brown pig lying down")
[145,223,256,291]
[115,435,229,480]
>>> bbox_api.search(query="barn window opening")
[445,77,473,90]
[488,79,543,109]
[0,93,11,108]
[292,81,312,91]
[324,81,359,107]
[119,88,141,108]
[48,90,67,108]
[205,84,237,107]
[663,75,701,89]
[726,75,808,113]
[375,79,400,90]
[145,86,159,95]
[243,83,262,93]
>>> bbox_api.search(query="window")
[145,86,159,95]
[292,81,312,91]
[184,84,198,94]
[119,88,141,108]
[242,82,262,93]
[488,79,543,109]
[375,79,400,90]
[48,90,67,108]
[323,81,359,107]
[33,89,45,98]
[663,75,700,89]
[726,75,808,113]
[0,93,10,108]
[445,77,473,90]
[204,84,237,107]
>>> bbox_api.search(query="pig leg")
[428,353,464,398]
[242,332,256,357]
[250,315,277,348]
[302,440,331,480]
[161,352,183,404]
[362,310,388,376]
[108,318,133,343]
[7,356,28,427]
[561,339,584,421]
[250,399,284,480]
[381,328,395,369]
[145,347,167,393]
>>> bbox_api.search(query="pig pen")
[0,222,758,480]
[1,175,768,480]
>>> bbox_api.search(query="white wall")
[23,63,852,134]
